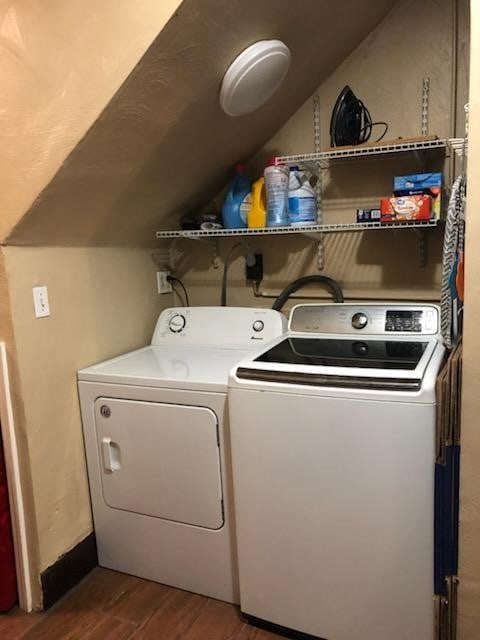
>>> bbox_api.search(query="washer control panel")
[151,307,287,346]
[290,304,440,336]
[385,310,424,332]
[351,312,368,330]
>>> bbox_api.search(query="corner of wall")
[0,247,42,609]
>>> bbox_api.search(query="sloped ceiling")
[6,0,398,247]
[0,0,181,242]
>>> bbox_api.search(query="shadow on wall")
[334,229,443,292]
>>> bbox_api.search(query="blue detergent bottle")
[222,164,252,229]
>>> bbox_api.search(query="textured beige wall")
[458,1,480,636]
[3,246,167,578]
[0,0,181,240]
[179,0,466,307]
[259,0,457,158]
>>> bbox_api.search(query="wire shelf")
[156,219,439,240]
[275,138,449,166]
[155,136,459,241]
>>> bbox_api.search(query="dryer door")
[94,398,223,529]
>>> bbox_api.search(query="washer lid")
[230,332,444,399]
[219,40,291,116]
[254,337,429,370]
[78,345,252,392]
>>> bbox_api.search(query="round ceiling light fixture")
[219,40,291,117]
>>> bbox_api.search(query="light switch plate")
[33,286,50,318]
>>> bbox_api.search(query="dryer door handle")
[101,437,121,472]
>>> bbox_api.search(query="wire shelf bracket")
[421,78,430,136]
[313,95,325,270]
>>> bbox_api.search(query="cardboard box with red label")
[380,195,432,223]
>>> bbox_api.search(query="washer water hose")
[271,275,344,312]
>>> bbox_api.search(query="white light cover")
[220,40,291,117]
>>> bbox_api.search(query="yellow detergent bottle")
[248,177,267,228]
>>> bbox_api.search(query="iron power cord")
[167,275,190,307]
[355,99,388,144]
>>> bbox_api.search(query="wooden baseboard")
[40,532,97,609]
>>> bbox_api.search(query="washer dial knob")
[351,312,368,330]
[169,314,186,333]
[253,320,264,333]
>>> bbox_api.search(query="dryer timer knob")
[169,314,186,333]
[351,312,368,330]
[253,320,264,332]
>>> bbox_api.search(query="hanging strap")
[440,176,466,348]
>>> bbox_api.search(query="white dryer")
[78,306,286,604]
[229,303,446,639]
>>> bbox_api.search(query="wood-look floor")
[0,568,289,639]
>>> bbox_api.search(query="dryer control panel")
[151,307,287,347]
[289,304,440,336]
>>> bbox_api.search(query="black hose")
[271,276,344,311]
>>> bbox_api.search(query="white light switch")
[33,286,50,318]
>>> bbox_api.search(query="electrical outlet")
[33,286,50,318]
[156,271,172,294]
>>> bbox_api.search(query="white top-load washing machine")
[78,306,286,604]
[229,303,445,639]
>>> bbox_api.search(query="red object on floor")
[0,435,17,611]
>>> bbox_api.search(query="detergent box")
[380,195,432,223]
[393,172,443,219]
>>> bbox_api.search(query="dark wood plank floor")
[0,568,289,639]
